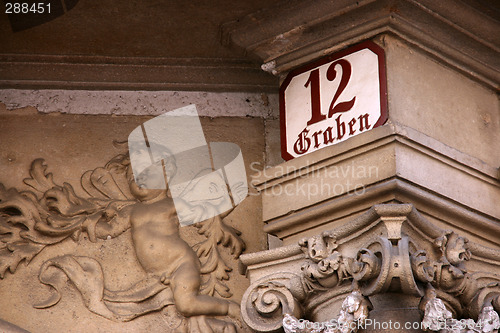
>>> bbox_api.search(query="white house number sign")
[280,41,388,160]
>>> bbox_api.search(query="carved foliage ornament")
[241,205,500,333]
[0,146,246,331]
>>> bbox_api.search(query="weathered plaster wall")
[0,89,283,168]
[0,90,278,118]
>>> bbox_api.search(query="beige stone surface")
[384,35,500,168]
[0,104,267,332]
[263,118,284,167]
[257,138,396,221]
[252,122,499,247]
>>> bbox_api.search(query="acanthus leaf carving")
[241,204,500,332]
[421,284,500,333]
[299,231,351,293]
[23,158,57,193]
[428,231,500,320]
[194,214,245,298]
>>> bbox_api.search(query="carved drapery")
[241,204,500,332]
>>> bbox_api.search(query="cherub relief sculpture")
[0,144,246,332]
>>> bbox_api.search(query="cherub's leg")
[189,316,237,333]
[169,263,239,319]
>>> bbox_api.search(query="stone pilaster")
[224,0,500,331]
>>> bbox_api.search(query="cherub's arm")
[94,201,135,239]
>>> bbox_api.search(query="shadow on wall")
[4,0,79,32]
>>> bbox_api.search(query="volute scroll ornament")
[349,248,380,282]
[240,204,500,332]
[410,249,435,284]
[241,272,306,333]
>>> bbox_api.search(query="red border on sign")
[279,40,388,161]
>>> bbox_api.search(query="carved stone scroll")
[240,204,500,332]
[241,272,305,332]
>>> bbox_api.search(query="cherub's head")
[127,143,177,202]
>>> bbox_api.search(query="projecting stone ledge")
[221,0,500,90]
[251,121,499,247]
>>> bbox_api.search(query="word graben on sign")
[293,114,372,155]
[280,41,388,160]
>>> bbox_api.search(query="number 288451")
[5,2,51,14]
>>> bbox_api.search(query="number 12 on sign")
[280,41,388,160]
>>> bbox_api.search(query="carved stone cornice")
[250,122,500,246]
[221,0,500,90]
[0,54,279,92]
[240,204,500,332]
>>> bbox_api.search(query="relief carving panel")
[0,112,266,332]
